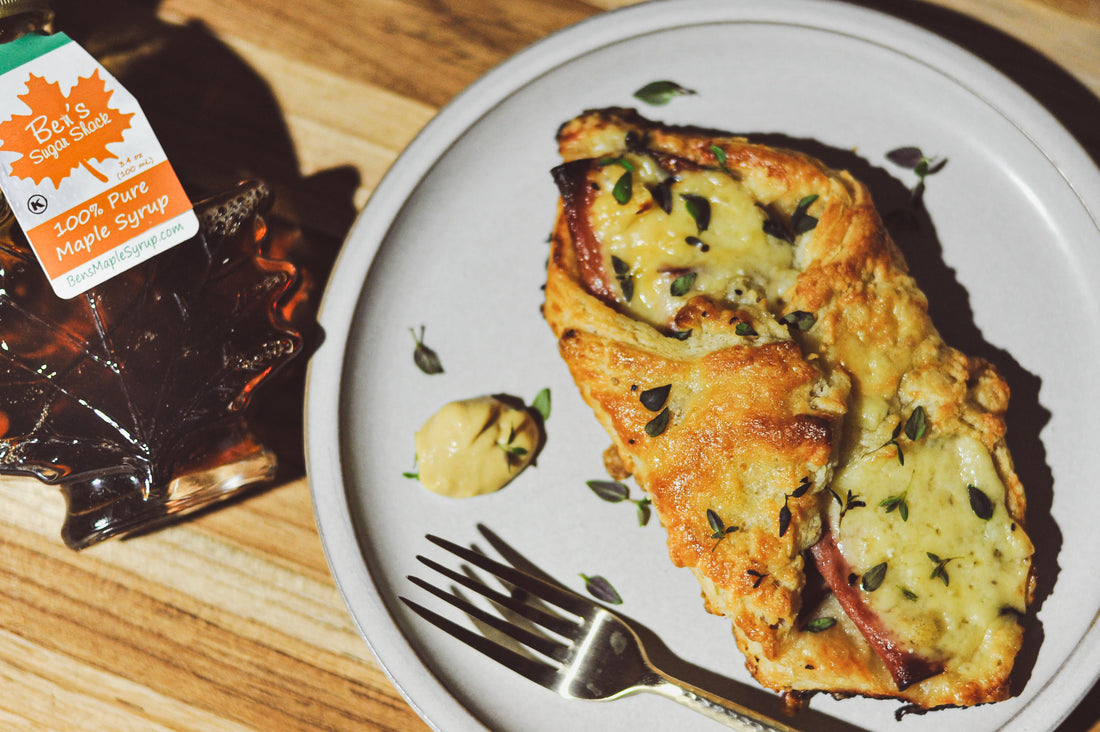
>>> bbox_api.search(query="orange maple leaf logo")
[0,69,134,187]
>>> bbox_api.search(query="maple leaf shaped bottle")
[0,1,304,549]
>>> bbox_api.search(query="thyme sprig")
[587,480,652,526]
[402,454,419,480]
[707,508,740,551]
[410,325,444,375]
[887,146,948,205]
[779,477,813,537]
[926,552,955,586]
[880,405,928,465]
[497,425,529,471]
[827,487,866,523]
[611,255,634,302]
[880,491,910,521]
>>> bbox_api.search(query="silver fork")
[400,534,802,732]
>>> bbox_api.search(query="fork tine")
[400,595,560,688]
[415,554,580,638]
[406,574,572,661]
[425,534,594,617]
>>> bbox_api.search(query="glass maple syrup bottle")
[0,0,303,549]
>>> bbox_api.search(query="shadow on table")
[53,0,359,485]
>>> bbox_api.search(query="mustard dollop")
[413,396,539,498]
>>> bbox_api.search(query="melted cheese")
[830,433,1031,662]
[587,154,799,327]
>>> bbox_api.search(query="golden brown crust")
[544,108,1032,710]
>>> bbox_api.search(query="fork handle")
[645,669,801,732]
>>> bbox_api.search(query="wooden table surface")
[2,0,1098,730]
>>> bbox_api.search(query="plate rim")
[304,1,1100,730]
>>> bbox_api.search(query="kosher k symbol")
[27,194,48,214]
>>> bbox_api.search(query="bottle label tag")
[0,33,198,299]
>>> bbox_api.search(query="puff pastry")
[543,108,1034,709]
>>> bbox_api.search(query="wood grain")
[2,0,1098,730]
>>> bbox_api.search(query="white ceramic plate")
[305,1,1100,730]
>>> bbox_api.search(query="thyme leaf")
[645,407,670,437]
[747,569,768,589]
[968,484,994,520]
[680,193,711,233]
[763,218,792,243]
[904,405,927,441]
[710,144,727,167]
[531,388,551,422]
[670,272,697,297]
[791,476,812,498]
[647,177,676,214]
[580,574,623,604]
[778,502,792,537]
[598,155,635,172]
[735,322,757,337]
[806,617,837,633]
[779,310,816,331]
[709,144,739,179]
[886,147,924,168]
[587,480,630,503]
[633,80,697,106]
[791,194,819,234]
[861,562,888,592]
[611,255,630,276]
[410,325,444,375]
[639,384,671,412]
[778,478,813,538]
[613,170,633,205]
